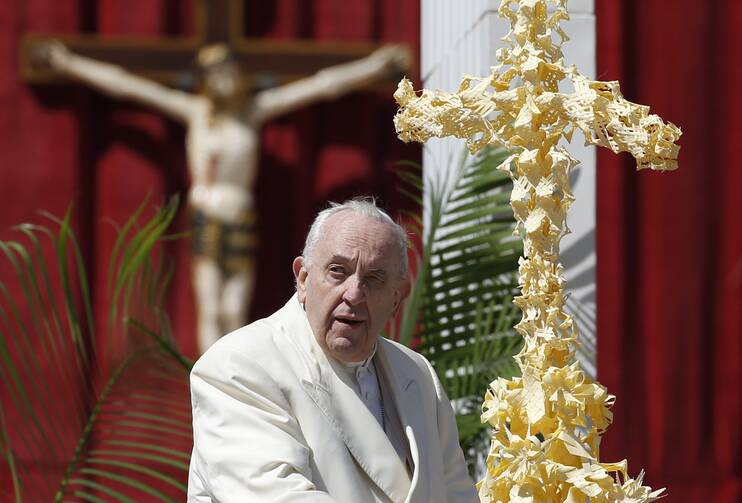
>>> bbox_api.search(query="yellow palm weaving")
[393,1,680,501]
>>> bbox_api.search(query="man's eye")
[328,266,346,276]
[366,275,384,287]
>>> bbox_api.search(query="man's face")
[293,211,408,363]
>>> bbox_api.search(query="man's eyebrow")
[327,254,351,264]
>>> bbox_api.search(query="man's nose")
[342,276,365,305]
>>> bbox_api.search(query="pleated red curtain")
[596,1,741,501]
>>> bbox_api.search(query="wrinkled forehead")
[317,211,401,267]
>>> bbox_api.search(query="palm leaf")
[394,146,523,474]
[0,196,193,502]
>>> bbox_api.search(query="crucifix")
[20,0,403,88]
[21,0,411,355]
[393,0,678,501]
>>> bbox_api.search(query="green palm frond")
[0,196,193,502]
[394,146,523,473]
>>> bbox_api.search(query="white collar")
[339,343,378,372]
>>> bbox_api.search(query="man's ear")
[292,256,308,303]
[392,276,412,315]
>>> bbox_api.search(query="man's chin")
[327,333,371,363]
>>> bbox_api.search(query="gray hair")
[302,197,409,278]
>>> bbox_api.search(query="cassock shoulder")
[190,315,292,390]
[378,337,435,379]
[193,319,274,366]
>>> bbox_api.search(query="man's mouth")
[334,316,365,328]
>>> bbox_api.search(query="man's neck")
[338,344,377,370]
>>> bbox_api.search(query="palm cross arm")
[393,72,682,172]
[393,77,516,153]
[560,73,682,171]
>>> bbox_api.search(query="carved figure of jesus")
[40,42,409,354]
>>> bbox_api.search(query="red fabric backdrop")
[596,1,741,501]
[0,0,420,361]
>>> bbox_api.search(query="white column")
[420,0,597,376]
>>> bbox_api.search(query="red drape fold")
[596,2,741,501]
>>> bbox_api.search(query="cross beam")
[20,0,403,87]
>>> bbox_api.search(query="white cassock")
[187,295,478,502]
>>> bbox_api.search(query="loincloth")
[190,208,260,276]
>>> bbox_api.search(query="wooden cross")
[20,0,402,88]
[394,0,677,501]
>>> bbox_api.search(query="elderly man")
[188,199,478,502]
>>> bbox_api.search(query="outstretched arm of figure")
[38,42,198,125]
[251,45,410,125]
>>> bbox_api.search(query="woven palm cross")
[393,0,680,501]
